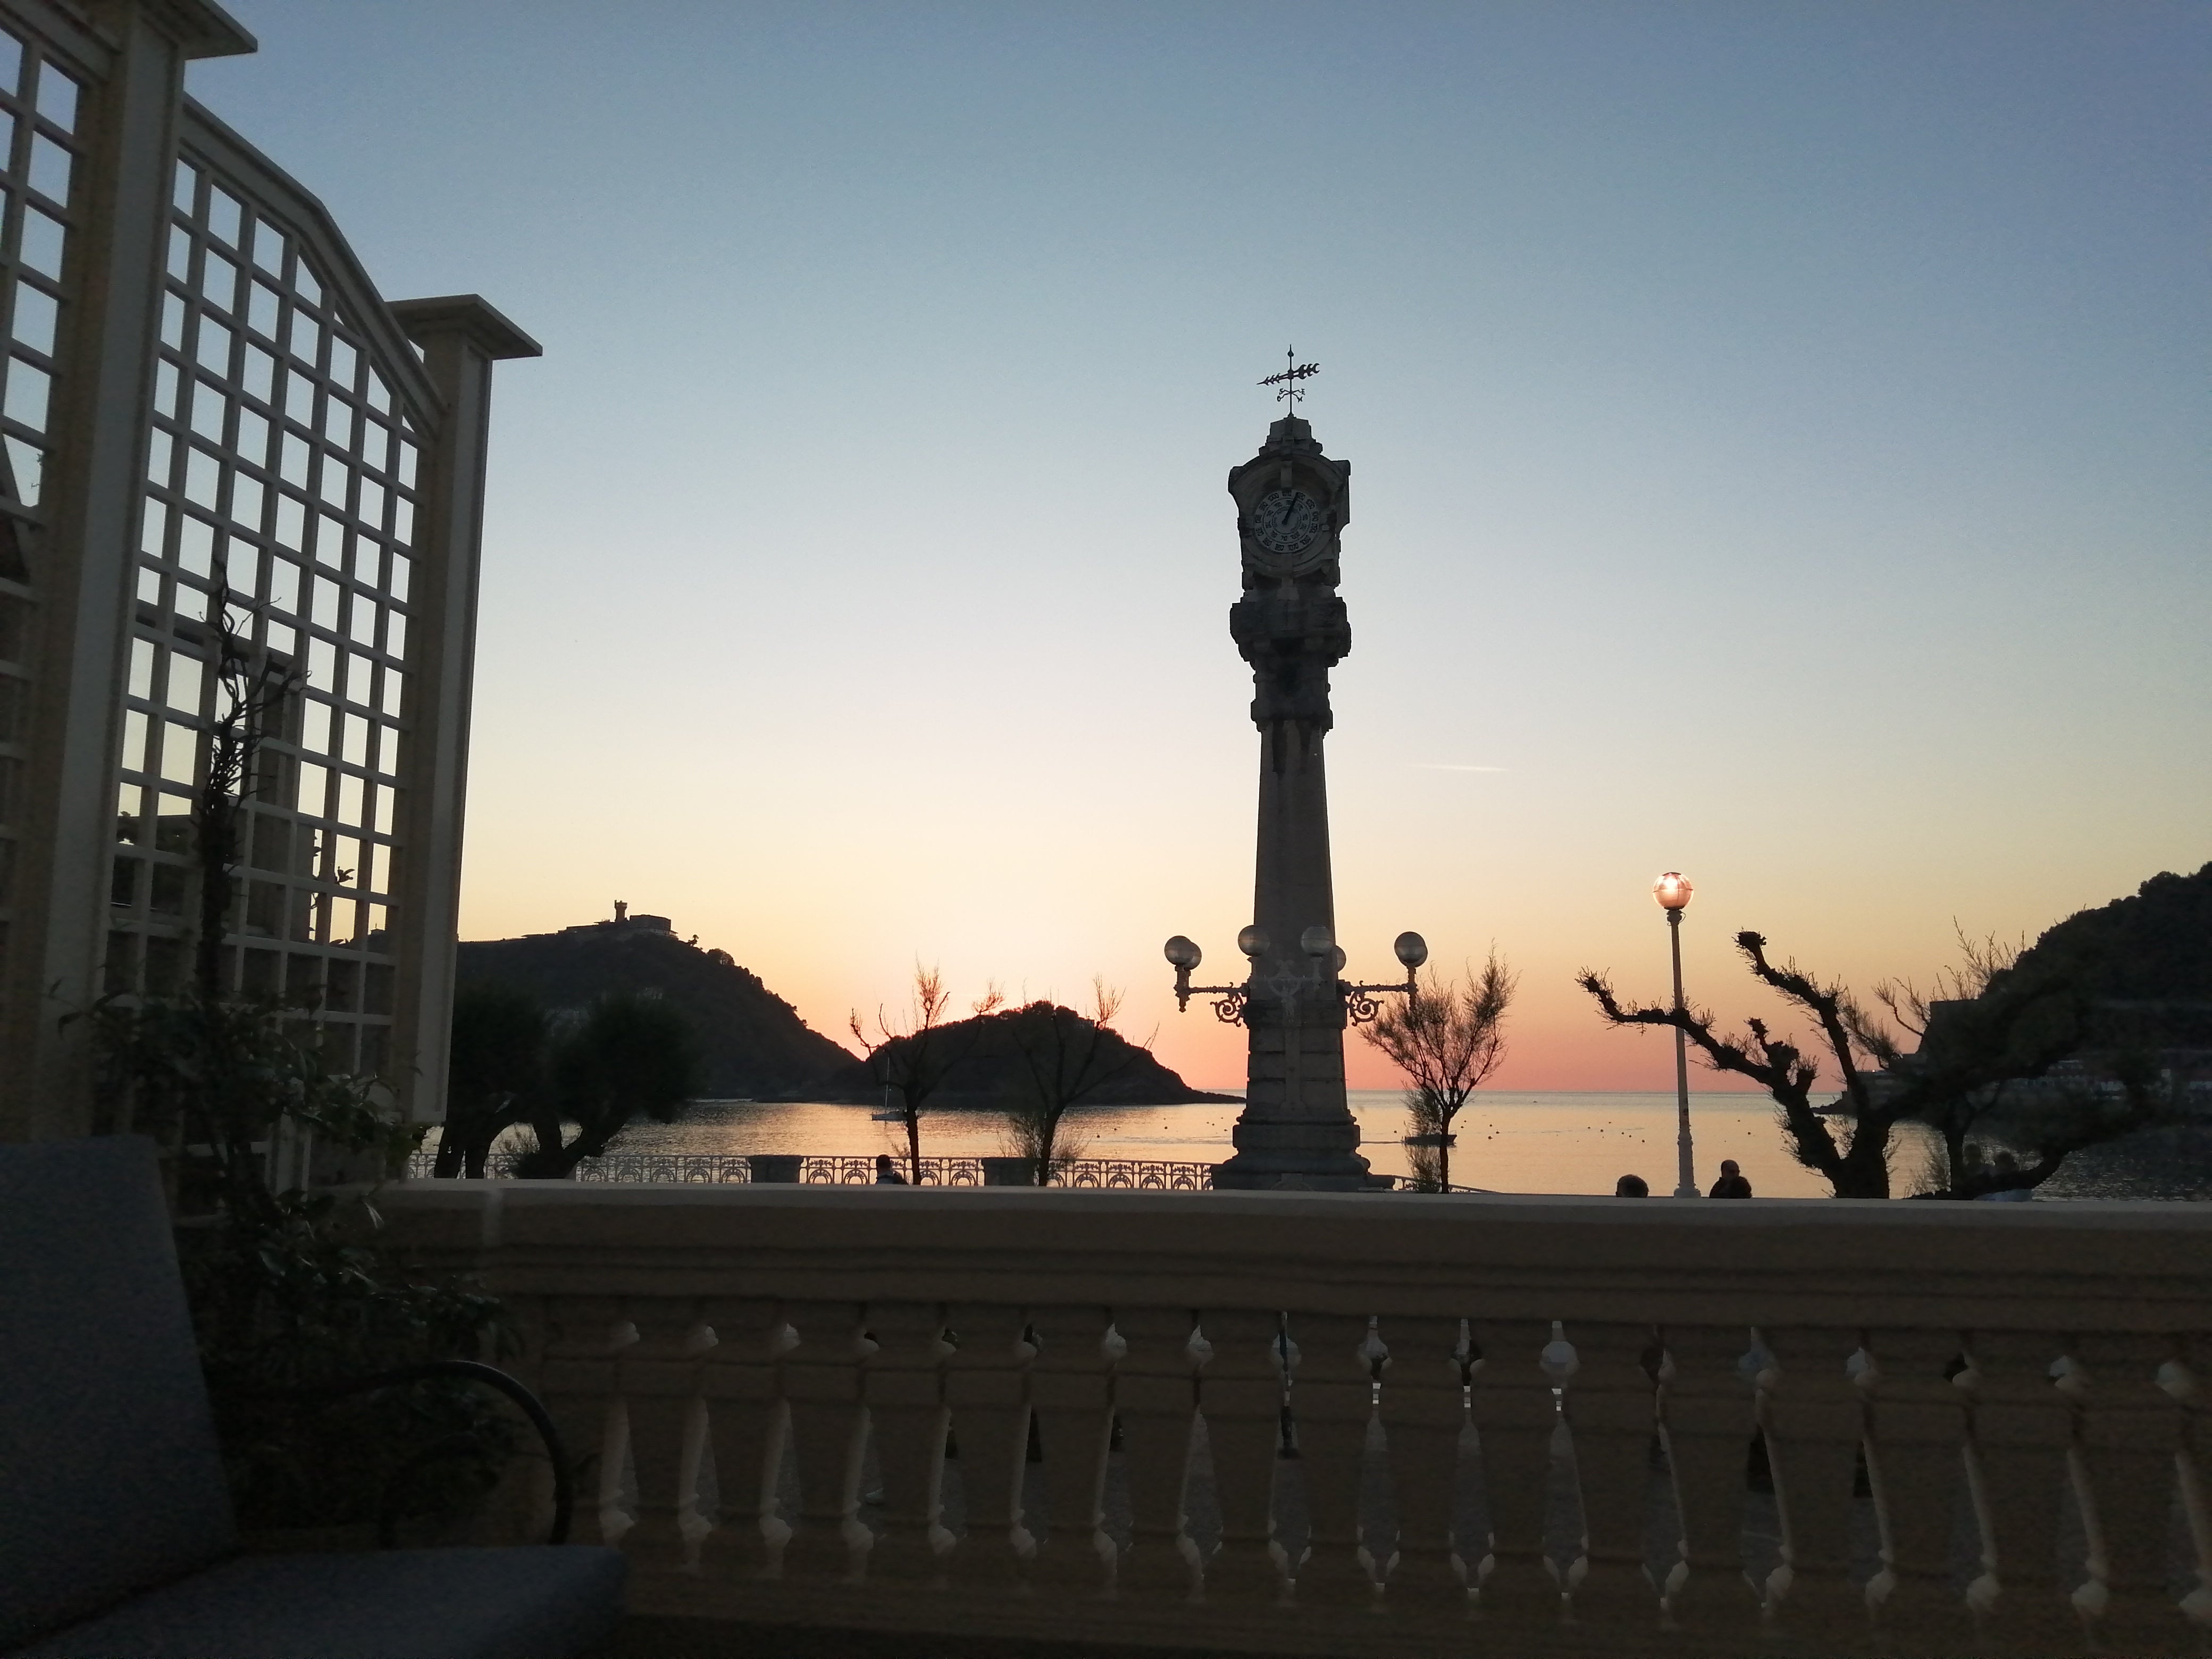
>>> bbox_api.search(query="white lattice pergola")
[0,0,536,1137]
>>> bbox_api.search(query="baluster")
[1027,1304,1119,1597]
[778,1299,874,1583]
[1287,1311,1382,1608]
[942,1303,1038,1592]
[1464,1318,1562,1623]
[1199,1308,1291,1605]
[1962,1331,2077,1646]
[2165,1344,2212,1632]
[1857,1328,1975,1646]
[2068,1333,2192,1649]
[612,1297,713,1572]
[533,1296,636,1545]
[1561,1321,1663,1630]
[861,1300,954,1586]
[1376,1317,1471,1616]
[1743,1336,1867,1628]
[1653,1323,1759,1635]
[697,1297,793,1581]
[1112,1305,1207,1603]
[1754,1325,1870,1635]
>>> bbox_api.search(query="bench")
[1,1136,625,1658]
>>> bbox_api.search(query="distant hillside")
[456,912,1236,1106]
[2008,861,2212,1000]
[2001,860,2212,1054]
[456,916,865,1100]
[1919,861,2212,1067]
[869,1003,1238,1109]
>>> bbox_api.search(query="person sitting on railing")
[1708,1159,1753,1198]
[874,1153,908,1185]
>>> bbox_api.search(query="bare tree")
[1358,950,1516,1191]
[1580,933,1899,1196]
[1860,927,2171,1197]
[1580,927,2167,1199]
[1000,979,1149,1184]
[851,965,1005,1182]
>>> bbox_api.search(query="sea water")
[454,1089,2208,1196]
[598,1091,1850,1196]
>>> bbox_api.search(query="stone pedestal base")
[1221,1007,1371,1189]
[1209,1159,1375,1192]
[1210,1118,1372,1191]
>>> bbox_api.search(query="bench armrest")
[270,1359,577,1546]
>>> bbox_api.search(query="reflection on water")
[2033,1124,2212,1201]
[600,1091,1876,1197]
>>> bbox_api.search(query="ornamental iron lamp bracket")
[1163,927,1428,1028]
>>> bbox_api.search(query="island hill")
[455,907,1236,1107]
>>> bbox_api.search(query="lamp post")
[1654,872,1696,1198]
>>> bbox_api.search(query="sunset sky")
[195,3,2209,1092]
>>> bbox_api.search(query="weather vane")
[1259,346,1319,410]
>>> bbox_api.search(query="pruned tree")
[512,990,703,1178]
[1358,950,1516,1191]
[850,965,1004,1182]
[1579,927,2169,1199]
[999,979,1149,1184]
[1580,932,1909,1197]
[436,982,548,1177]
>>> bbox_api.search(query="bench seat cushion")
[13,1546,626,1659]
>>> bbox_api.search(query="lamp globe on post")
[1164,935,1202,1011]
[1653,872,1697,1198]
[1299,925,1335,984]
[1393,931,1429,995]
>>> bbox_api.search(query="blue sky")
[193,3,2209,1086]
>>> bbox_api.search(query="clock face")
[1250,488,1323,557]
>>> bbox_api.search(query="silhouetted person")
[1709,1159,1753,1199]
[874,1153,907,1185]
[1614,1173,1649,1196]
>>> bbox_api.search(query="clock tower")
[1210,409,1376,1189]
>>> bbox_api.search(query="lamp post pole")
[1655,872,1697,1199]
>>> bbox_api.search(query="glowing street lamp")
[1654,872,1697,1199]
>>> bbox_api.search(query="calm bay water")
[469,1088,2209,1197]
[605,1091,1844,1196]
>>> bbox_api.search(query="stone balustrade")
[378,1182,2212,1656]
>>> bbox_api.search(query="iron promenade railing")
[402,1151,1244,1189]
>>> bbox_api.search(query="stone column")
[382,297,539,1127]
[1211,416,1372,1191]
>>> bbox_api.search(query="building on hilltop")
[0,0,537,1139]
[560,900,673,937]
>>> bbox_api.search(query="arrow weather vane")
[1259,346,1319,410]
